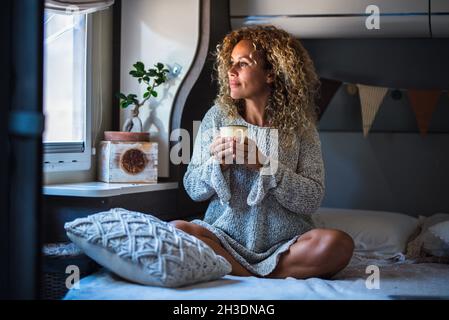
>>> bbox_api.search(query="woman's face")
[227,40,273,100]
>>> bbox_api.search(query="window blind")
[45,0,114,14]
[44,141,85,153]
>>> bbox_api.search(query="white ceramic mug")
[219,125,248,143]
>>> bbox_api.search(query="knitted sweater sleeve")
[247,126,325,215]
[183,108,231,203]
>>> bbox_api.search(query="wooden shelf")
[43,181,178,197]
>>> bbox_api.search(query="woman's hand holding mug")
[209,135,235,171]
[234,136,265,171]
[210,125,266,171]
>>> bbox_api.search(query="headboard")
[319,131,449,217]
[304,38,449,218]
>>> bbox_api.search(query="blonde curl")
[214,25,321,148]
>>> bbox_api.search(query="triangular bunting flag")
[356,84,388,137]
[316,78,342,120]
[407,89,441,135]
[346,84,358,96]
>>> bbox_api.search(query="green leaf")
[116,92,127,100]
[156,62,164,70]
[134,70,146,78]
[143,91,150,98]
[148,69,157,77]
[138,78,142,84]
[134,61,145,71]
[163,69,169,74]
[143,76,150,82]
[151,90,158,97]
[121,101,131,109]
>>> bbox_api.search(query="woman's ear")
[266,71,275,84]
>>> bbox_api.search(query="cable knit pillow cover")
[65,208,232,287]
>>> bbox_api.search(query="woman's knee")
[169,220,216,241]
[169,220,197,235]
[317,229,354,266]
[295,229,353,268]
[329,230,354,254]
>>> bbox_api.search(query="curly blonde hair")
[214,25,320,148]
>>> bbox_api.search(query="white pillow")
[65,208,232,287]
[421,214,449,257]
[313,207,419,255]
[420,213,449,232]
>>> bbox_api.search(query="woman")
[172,25,354,279]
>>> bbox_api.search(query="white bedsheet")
[64,255,449,300]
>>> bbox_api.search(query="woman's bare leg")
[267,228,354,279]
[170,220,254,276]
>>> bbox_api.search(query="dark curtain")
[0,0,44,299]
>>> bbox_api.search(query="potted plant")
[105,61,169,142]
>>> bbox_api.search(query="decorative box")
[98,141,158,183]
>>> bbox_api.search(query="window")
[43,10,92,171]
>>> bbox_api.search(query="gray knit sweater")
[183,105,325,276]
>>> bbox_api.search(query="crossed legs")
[169,220,253,276]
[267,228,354,279]
[170,220,354,279]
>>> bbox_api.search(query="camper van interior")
[1,0,449,301]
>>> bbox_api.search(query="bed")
[63,207,449,300]
[64,257,449,300]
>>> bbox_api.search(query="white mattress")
[64,254,449,300]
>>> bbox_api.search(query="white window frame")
[43,13,93,172]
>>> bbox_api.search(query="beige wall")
[120,0,199,177]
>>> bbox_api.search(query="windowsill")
[43,181,178,197]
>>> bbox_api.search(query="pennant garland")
[356,84,388,137]
[346,84,358,96]
[407,89,442,135]
[316,78,342,120]
[318,77,447,136]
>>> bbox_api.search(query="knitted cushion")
[64,208,232,287]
